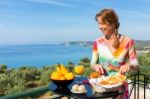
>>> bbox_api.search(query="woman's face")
[97,16,114,36]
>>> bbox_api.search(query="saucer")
[71,89,87,94]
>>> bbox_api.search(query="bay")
[0,44,92,68]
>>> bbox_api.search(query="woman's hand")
[93,64,104,74]
[119,64,130,75]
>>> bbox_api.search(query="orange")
[56,66,62,73]
[56,64,68,75]
[60,64,68,75]
[64,72,74,80]
[51,72,62,80]
[60,76,66,80]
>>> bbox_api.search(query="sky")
[0,0,150,44]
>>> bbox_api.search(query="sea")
[0,44,92,68]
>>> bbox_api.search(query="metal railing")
[0,85,49,99]
[128,68,150,99]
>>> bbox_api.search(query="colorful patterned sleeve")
[90,41,99,66]
[128,39,139,67]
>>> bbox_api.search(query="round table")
[49,77,125,99]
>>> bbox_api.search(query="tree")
[78,57,91,67]
[0,64,7,73]
[79,57,90,63]
[67,61,74,66]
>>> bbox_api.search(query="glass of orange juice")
[74,65,84,75]
[74,65,84,83]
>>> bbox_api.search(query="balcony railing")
[0,85,49,99]
[128,68,150,99]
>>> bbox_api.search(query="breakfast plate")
[71,89,87,94]
[88,74,126,92]
[98,74,126,89]
[71,84,87,94]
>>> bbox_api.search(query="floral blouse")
[91,35,138,76]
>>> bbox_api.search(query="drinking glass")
[74,65,84,83]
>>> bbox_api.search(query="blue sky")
[0,0,150,44]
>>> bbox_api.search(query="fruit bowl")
[51,78,74,89]
[50,64,75,89]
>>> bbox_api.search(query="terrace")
[0,68,150,99]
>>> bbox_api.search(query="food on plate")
[99,74,126,85]
[88,74,126,92]
[89,72,101,78]
[78,85,86,93]
[71,84,86,93]
[99,80,110,85]
[72,84,79,92]
[60,96,69,99]
[100,76,120,85]
[115,74,126,82]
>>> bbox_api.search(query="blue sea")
[0,44,92,68]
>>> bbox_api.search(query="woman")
[91,8,139,99]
